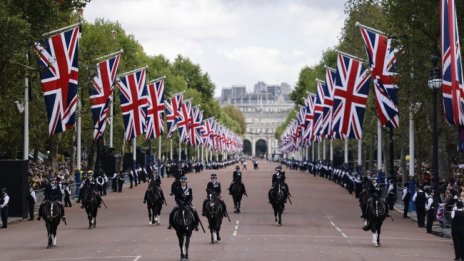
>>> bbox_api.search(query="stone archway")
[243,139,252,156]
[255,139,267,158]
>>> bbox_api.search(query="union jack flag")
[359,23,399,128]
[177,99,192,144]
[319,77,334,139]
[325,67,344,139]
[90,53,121,140]
[441,0,464,127]
[34,25,79,135]
[165,93,183,139]
[311,81,325,142]
[116,68,148,140]
[303,92,316,140]
[189,106,204,146]
[202,117,214,149]
[146,78,165,140]
[333,52,371,140]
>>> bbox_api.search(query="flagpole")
[147,76,166,85]
[170,138,173,160]
[358,139,362,174]
[94,49,124,62]
[329,139,333,164]
[311,143,315,161]
[42,22,82,37]
[77,96,82,171]
[355,21,386,35]
[158,137,162,161]
[377,120,382,175]
[109,98,114,148]
[344,138,348,166]
[178,138,181,161]
[336,50,365,62]
[23,53,29,160]
[118,66,148,78]
[133,138,137,172]
[322,139,326,161]
[317,141,321,161]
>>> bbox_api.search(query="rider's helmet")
[211,173,217,180]
[275,165,282,172]
[180,176,188,182]
[235,166,240,170]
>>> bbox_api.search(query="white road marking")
[233,219,239,236]
[329,221,347,239]
[20,256,142,261]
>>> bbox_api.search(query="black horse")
[38,201,65,248]
[145,183,164,225]
[83,189,99,229]
[230,180,246,213]
[171,204,196,261]
[204,193,224,244]
[362,192,388,247]
[269,183,286,225]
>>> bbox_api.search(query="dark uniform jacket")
[272,172,286,185]
[174,186,193,206]
[233,171,242,183]
[452,210,464,233]
[206,181,221,195]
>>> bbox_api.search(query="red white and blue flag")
[319,76,334,139]
[311,81,325,142]
[90,53,121,140]
[177,99,192,144]
[202,117,214,149]
[146,78,165,140]
[34,25,79,135]
[333,52,371,140]
[116,68,148,140]
[165,92,183,139]
[325,67,344,139]
[303,93,316,140]
[189,106,204,146]
[441,0,464,127]
[359,23,399,128]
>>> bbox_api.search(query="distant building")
[220,82,293,158]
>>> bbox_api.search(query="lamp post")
[427,55,442,196]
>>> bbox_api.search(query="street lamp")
[427,55,442,195]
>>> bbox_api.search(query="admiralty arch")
[220,82,294,159]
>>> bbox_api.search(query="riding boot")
[37,203,44,220]
[202,200,207,216]
[167,210,175,229]
[221,201,228,217]
[192,210,200,231]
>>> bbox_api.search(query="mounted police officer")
[202,173,228,217]
[143,174,165,204]
[269,165,289,203]
[167,176,200,231]
[228,166,247,196]
[38,178,66,223]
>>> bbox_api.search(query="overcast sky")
[83,0,347,97]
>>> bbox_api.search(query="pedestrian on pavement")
[413,185,426,227]
[1,187,10,228]
[452,200,464,261]
[402,182,411,218]
[425,189,436,233]
[64,184,72,207]
[27,186,36,220]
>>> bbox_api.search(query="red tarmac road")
[0,161,454,261]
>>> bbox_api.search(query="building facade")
[220,82,293,158]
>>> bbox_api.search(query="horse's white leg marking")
[182,235,187,254]
[53,234,57,246]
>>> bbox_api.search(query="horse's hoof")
[47,245,51,249]
[217,235,221,241]
[149,221,152,225]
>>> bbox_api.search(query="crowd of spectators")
[28,160,72,190]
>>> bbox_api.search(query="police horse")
[83,188,100,229]
[361,189,388,247]
[269,183,286,225]
[230,180,246,213]
[171,203,196,260]
[146,182,164,225]
[38,201,65,248]
[204,193,224,244]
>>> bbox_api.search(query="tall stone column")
[252,135,256,157]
